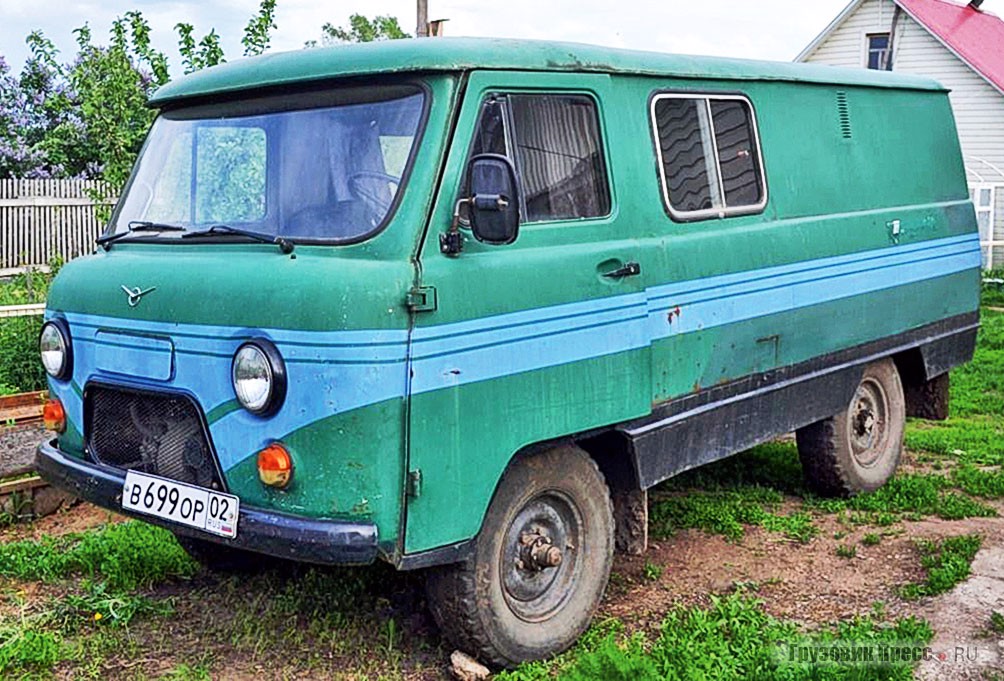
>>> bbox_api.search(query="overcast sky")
[3,0,1003,76]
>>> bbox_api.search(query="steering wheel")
[347,171,401,218]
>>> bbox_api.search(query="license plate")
[122,470,239,538]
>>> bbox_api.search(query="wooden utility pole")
[417,0,429,37]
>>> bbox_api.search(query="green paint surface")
[226,397,406,556]
[402,68,977,553]
[150,38,942,106]
[46,46,980,560]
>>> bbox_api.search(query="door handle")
[602,262,641,279]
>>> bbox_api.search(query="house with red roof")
[798,0,1004,268]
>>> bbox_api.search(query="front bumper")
[36,439,379,566]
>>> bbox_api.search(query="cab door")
[404,71,654,555]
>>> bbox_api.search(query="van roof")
[149,37,945,106]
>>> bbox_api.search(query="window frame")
[460,90,614,226]
[971,183,998,269]
[649,91,768,223]
[107,79,432,247]
[865,33,892,71]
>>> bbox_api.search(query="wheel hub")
[517,528,563,571]
[853,401,875,438]
[500,492,581,623]
[849,378,888,467]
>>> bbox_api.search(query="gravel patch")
[0,425,49,477]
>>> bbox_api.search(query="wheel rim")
[848,377,890,468]
[500,490,583,623]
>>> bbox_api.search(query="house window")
[650,93,767,220]
[463,94,611,223]
[867,33,892,70]
[971,184,997,269]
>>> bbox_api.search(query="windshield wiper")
[96,221,187,250]
[181,224,294,254]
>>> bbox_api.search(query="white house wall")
[801,0,894,67]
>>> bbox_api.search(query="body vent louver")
[836,91,852,139]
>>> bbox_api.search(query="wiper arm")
[96,221,187,250]
[181,224,294,254]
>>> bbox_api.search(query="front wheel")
[797,358,905,497]
[425,445,614,668]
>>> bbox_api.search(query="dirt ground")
[3,425,1003,679]
[3,496,1000,679]
[608,512,1004,679]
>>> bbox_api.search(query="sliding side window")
[651,94,766,220]
[463,94,611,223]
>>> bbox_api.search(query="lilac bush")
[0,2,278,186]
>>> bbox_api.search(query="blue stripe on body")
[645,233,979,337]
[47,233,980,471]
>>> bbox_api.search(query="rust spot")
[692,381,702,393]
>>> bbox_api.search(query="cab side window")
[464,94,610,223]
[652,93,766,220]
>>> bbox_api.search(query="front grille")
[86,385,222,489]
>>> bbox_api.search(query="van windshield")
[111,85,426,244]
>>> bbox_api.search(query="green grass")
[0,267,55,394]
[0,626,62,674]
[161,663,213,680]
[649,442,818,542]
[498,593,932,681]
[990,611,1004,635]
[980,277,1004,310]
[651,439,999,544]
[0,522,194,675]
[649,485,817,543]
[51,580,174,630]
[0,521,198,590]
[0,269,52,306]
[900,534,982,600]
[906,418,1004,467]
[811,472,998,521]
[836,544,857,559]
[0,316,45,395]
[642,561,664,582]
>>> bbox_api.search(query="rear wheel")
[797,358,905,496]
[425,445,614,668]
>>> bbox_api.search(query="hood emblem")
[121,285,157,307]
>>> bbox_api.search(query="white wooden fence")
[0,303,45,318]
[0,179,117,275]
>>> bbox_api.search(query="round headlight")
[232,340,286,416]
[40,320,72,380]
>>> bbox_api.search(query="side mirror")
[467,153,520,245]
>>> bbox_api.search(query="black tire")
[425,445,614,668]
[797,358,905,497]
[175,535,266,573]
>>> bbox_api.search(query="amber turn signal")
[43,398,66,433]
[257,443,292,488]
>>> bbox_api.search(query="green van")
[36,38,980,666]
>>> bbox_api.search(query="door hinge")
[406,286,437,312]
[406,469,423,499]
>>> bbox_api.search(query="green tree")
[68,17,168,190]
[307,14,410,46]
[0,1,278,185]
[242,0,278,56]
[175,24,225,74]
